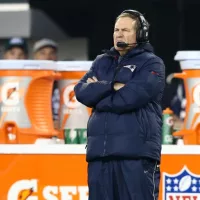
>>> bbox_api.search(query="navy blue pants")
[88,158,160,200]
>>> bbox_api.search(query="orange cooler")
[174,51,200,144]
[0,60,59,144]
[56,61,92,143]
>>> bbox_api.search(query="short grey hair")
[115,12,140,32]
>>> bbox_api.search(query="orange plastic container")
[163,107,174,115]
[173,51,200,144]
[0,60,60,144]
[56,61,92,139]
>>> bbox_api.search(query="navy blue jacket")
[74,43,165,162]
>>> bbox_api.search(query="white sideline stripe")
[0,145,199,155]
[152,161,157,200]
[0,144,86,154]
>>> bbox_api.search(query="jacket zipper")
[113,56,130,79]
[103,113,108,156]
[103,56,128,156]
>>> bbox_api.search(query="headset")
[121,9,149,43]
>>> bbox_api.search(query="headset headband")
[121,9,149,43]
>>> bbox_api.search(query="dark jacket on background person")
[74,43,165,162]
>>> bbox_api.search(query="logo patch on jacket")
[123,65,137,72]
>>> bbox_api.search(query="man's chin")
[115,47,128,52]
[115,47,125,51]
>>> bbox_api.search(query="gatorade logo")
[62,83,81,109]
[18,188,33,200]
[166,116,173,126]
[193,83,200,106]
[190,83,200,128]
[7,179,88,200]
[1,82,19,106]
[7,179,37,200]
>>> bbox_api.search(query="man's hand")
[114,82,125,91]
[87,76,98,83]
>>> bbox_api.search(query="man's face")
[113,17,137,54]
[3,47,27,60]
[34,46,57,61]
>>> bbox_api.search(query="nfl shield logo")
[163,166,200,200]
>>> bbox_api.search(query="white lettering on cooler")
[43,186,58,200]
[7,179,88,200]
[59,186,76,200]
[1,106,20,112]
[77,186,88,200]
[63,108,83,115]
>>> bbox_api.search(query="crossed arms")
[74,59,165,114]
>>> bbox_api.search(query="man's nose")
[116,30,123,37]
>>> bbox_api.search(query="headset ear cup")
[136,29,139,42]
[138,27,149,42]
[137,29,143,42]
[140,30,144,42]
[143,26,148,40]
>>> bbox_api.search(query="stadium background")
[29,0,200,109]
[0,0,200,199]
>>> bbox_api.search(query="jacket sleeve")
[95,58,165,113]
[74,56,112,108]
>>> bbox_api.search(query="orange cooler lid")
[56,61,93,71]
[0,60,56,70]
[174,51,200,70]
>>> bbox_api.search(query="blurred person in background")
[170,81,186,130]
[33,38,60,127]
[164,73,185,130]
[33,38,58,61]
[3,37,28,60]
